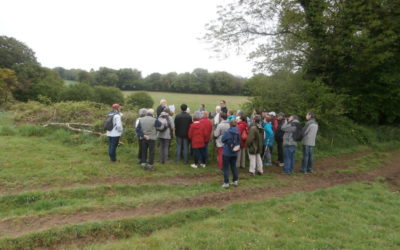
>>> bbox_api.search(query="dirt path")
[0,149,399,238]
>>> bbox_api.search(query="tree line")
[53,67,247,95]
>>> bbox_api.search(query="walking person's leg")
[176,137,182,162]
[231,156,239,184]
[307,146,314,172]
[289,146,296,174]
[217,147,223,169]
[141,139,148,165]
[256,154,263,174]
[148,140,155,166]
[222,155,230,185]
[248,153,256,174]
[183,138,189,164]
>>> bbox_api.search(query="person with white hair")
[213,105,222,127]
[156,99,167,118]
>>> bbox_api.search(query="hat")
[277,112,285,117]
[268,111,276,116]
[263,109,269,113]
[112,104,121,109]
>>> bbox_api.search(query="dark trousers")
[193,148,206,165]
[276,138,283,163]
[108,136,120,162]
[204,142,209,163]
[176,136,189,163]
[137,138,142,160]
[141,139,155,165]
[223,155,238,184]
[301,145,314,172]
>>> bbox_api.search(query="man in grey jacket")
[301,112,319,173]
[281,115,300,174]
[135,109,161,170]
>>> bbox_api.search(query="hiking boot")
[279,163,284,167]
[190,164,198,169]
[256,172,264,176]
[200,164,206,168]
[222,183,230,188]
[140,163,147,169]
[248,172,255,177]
[232,181,238,187]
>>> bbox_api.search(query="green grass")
[123,90,248,112]
[82,182,400,250]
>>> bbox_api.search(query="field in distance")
[123,91,249,112]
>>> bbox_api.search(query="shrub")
[59,83,95,102]
[126,91,154,108]
[93,86,124,105]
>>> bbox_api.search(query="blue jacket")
[221,126,240,157]
[263,122,274,146]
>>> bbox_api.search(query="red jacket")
[199,117,213,142]
[237,120,248,148]
[272,118,278,133]
[188,121,206,148]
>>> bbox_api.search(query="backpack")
[241,127,248,141]
[103,114,115,131]
[292,122,303,142]
[156,119,168,132]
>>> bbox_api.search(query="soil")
[0,149,399,239]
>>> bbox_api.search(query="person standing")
[156,99,167,118]
[135,108,147,163]
[236,115,248,169]
[188,112,207,168]
[263,116,274,166]
[301,112,319,173]
[275,112,285,167]
[220,100,228,114]
[157,110,175,164]
[106,104,123,162]
[212,106,222,128]
[174,104,192,164]
[135,109,161,170]
[214,112,230,170]
[281,115,300,174]
[246,115,264,176]
[221,120,240,188]
[199,111,213,164]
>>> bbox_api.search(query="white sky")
[0,0,254,77]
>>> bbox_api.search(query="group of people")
[105,99,318,188]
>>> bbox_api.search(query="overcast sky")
[0,0,254,77]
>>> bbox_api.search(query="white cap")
[269,111,276,116]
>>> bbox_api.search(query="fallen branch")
[43,122,105,136]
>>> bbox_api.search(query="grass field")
[123,91,249,112]
[0,111,399,249]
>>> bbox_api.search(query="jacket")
[237,120,248,148]
[136,115,162,140]
[188,121,206,148]
[199,117,213,142]
[174,111,192,138]
[246,124,263,155]
[214,120,230,147]
[106,111,123,137]
[222,126,240,157]
[281,120,299,146]
[302,119,318,146]
[157,113,175,140]
[263,122,274,146]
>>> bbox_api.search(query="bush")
[59,83,95,102]
[93,86,124,105]
[126,91,154,108]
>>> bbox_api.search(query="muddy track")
[0,149,398,238]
